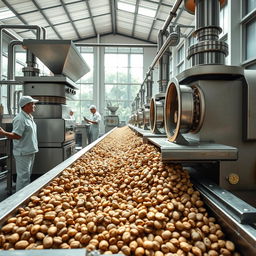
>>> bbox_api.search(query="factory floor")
[0,179,15,202]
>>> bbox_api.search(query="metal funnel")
[107,106,119,115]
[22,39,90,82]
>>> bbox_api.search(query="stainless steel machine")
[129,0,256,254]
[17,40,89,174]
[104,105,119,133]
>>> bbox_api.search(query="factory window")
[177,44,185,74]
[242,1,256,66]
[246,0,256,14]
[188,33,196,47]
[169,57,173,79]
[219,3,228,38]
[67,47,94,122]
[104,47,143,122]
[246,19,256,60]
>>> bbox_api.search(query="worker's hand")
[0,127,5,135]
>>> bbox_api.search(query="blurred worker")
[69,109,75,120]
[0,96,39,192]
[84,105,101,143]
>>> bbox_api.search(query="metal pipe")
[41,27,47,39]
[0,25,44,115]
[149,30,179,70]
[162,0,183,32]
[7,40,23,115]
[0,28,20,81]
[75,43,157,48]
[146,72,153,104]
[17,90,23,113]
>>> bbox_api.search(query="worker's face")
[23,102,36,113]
[90,108,96,114]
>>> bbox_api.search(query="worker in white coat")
[0,96,39,192]
[84,105,101,143]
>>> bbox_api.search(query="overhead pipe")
[0,24,45,115]
[161,0,183,32]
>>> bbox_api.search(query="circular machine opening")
[164,80,180,142]
[149,97,156,132]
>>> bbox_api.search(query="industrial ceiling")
[0,0,195,43]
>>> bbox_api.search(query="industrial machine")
[104,105,119,133]
[129,0,256,254]
[17,39,89,174]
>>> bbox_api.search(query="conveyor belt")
[192,177,256,255]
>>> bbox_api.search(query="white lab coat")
[89,111,101,142]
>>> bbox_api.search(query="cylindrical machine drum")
[164,78,205,142]
[150,94,165,134]
[136,109,143,127]
[143,106,150,129]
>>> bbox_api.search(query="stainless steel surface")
[148,137,238,161]
[136,109,143,126]
[75,124,90,148]
[33,141,76,174]
[0,127,116,223]
[188,40,228,65]
[16,76,78,89]
[195,0,220,31]
[158,30,170,93]
[164,78,205,144]
[163,65,256,191]
[150,29,180,71]
[190,170,256,224]
[142,106,150,129]
[191,175,256,255]
[177,65,244,83]
[244,69,256,140]
[146,74,153,104]
[150,96,165,134]
[35,119,75,145]
[186,0,228,65]
[33,104,63,118]
[23,39,90,82]
[107,106,119,115]
[129,124,166,143]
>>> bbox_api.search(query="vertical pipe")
[7,40,23,115]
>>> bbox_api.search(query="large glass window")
[246,19,256,60]
[246,0,256,14]
[177,44,185,74]
[104,47,143,122]
[67,47,94,122]
[243,0,256,68]
[219,3,228,38]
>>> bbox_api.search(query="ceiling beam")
[74,31,156,44]
[84,0,97,36]
[147,0,163,41]
[132,0,140,37]
[59,0,81,39]
[109,0,117,34]
[31,0,62,39]
[1,0,37,37]
[18,13,110,35]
